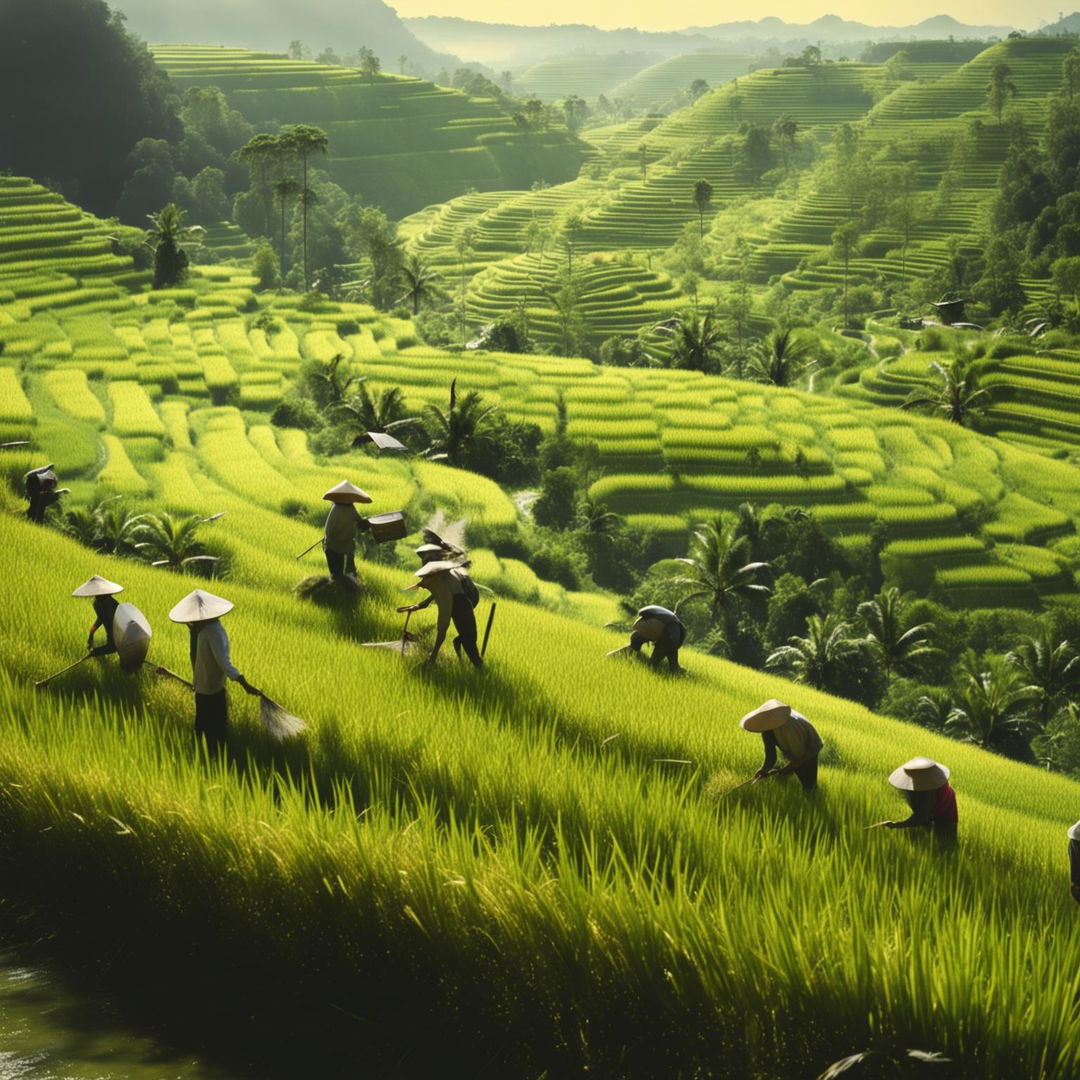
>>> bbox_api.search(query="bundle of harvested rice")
[259,696,308,740]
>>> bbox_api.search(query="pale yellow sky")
[391,1,1061,31]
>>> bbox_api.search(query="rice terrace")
[9,0,1080,1075]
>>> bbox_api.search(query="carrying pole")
[295,538,323,561]
[481,602,497,658]
[35,654,91,688]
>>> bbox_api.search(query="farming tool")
[362,609,418,655]
[864,821,892,830]
[259,696,307,740]
[151,663,194,690]
[481,602,497,658]
[35,655,92,688]
[295,538,324,561]
[722,771,777,797]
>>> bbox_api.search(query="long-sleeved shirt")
[760,710,823,770]
[893,783,958,829]
[89,595,120,656]
[323,503,366,554]
[189,620,243,695]
[416,570,466,633]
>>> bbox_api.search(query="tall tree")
[692,179,714,238]
[238,133,282,238]
[748,327,814,387]
[424,379,499,467]
[146,203,201,289]
[667,309,724,373]
[357,46,381,85]
[831,222,861,327]
[946,652,1033,751]
[279,125,329,290]
[856,587,937,683]
[273,176,301,279]
[562,95,589,134]
[986,61,1019,122]
[766,614,860,695]
[398,253,443,314]
[1006,629,1080,731]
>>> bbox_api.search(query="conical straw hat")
[1068,821,1080,841]
[71,575,123,598]
[168,589,234,624]
[740,699,792,732]
[415,544,445,562]
[323,480,373,504]
[888,757,950,791]
[415,560,460,578]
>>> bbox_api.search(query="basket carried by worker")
[367,511,407,543]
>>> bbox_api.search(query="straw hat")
[168,589,234,623]
[631,616,665,642]
[1068,821,1080,841]
[415,544,445,562]
[71,575,123,598]
[323,480,373,505]
[888,757,950,792]
[740,699,792,732]
[406,560,460,590]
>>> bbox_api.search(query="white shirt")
[423,570,465,633]
[192,620,242,695]
[324,503,361,554]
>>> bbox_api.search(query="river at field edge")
[0,950,234,1080]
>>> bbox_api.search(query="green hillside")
[608,51,754,110]
[516,52,660,101]
[151,46,588,217]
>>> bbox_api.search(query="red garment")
[934,782,958,823]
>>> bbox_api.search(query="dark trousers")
[933,821,957,852]
[652,621,685,672]
[325,549,356,578]
[794,755,818,792]
[451,594,482,668]
[195,690,228,753]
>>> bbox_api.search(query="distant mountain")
[1038,10,1080,33]
[401,17,713,67]
[406,13,1019,69]
[116,0,460,76]
[682,13,1016,43]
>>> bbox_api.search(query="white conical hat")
[888,757,950,792]
[72,575,123,597]
[168,589,234,623]
[415,560,460,578]
[415,544,445,561]
[740,699,792,732]
[1068,821,1080,841]
[323,480,373,504]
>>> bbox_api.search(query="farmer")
[322,481,372,579]
[882,757,957,850]
[1068,822,1080,904]
[398,560,482,668]
[25,463,68,523]
[628,605,685,672]
[72,575,123,657]
[166,589,261,752]
[415,542,447,565]
[740,698,823,792]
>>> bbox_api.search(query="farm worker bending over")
[25,463,68,524]
[322,481,372,579]
[629,606,685,672]
[1068,822,1080,904]
[166,589,261,752]
[740,698,823,792]
[882,757,957,850]
[398,560,482,668]
[73,575,123,657]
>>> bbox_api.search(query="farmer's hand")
[155,666,168,676]
[239,677,261,696]
[882,821,897,829]
[86,638,95,652]
[397,604,418,613]
[753,768,773,781]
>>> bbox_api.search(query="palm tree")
[665,309,724,373]
[576,497,624,540]
[672,517,770,635]
[856,587,937,682]
[94,497,143,555]
[901,354,989,427]
[423,379,499,467]
[146,203,203,289]
[280,124,329,289]
[765,613,860,695]
[132,513,219,572]
[309,353,362,410]
[335,382,418,437]
[1006,629,1080,730]
[945,651,1034,751]
[748,327,814,387]
[273,176,301,279]
[397,253,442,315]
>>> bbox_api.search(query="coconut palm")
[132,513,220,572]
[146,203,203,289]
[748,327,814,387]
[1006,629,1080,730]
[901,353,989,427]
[765,613,860,694]
[672,517,770,632]
[856,587,938,682]
[945,651,1034,751]
[93,497,143,555]
[309,354,362,410]
[397,253,443,315]
[665,309,725,373]
[423,379,499,467]
[576,497,624,540]
[335,382,418,437]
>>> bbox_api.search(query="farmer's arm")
[755,731,778,778]
[207,626,261,696]
[886,790,933,829]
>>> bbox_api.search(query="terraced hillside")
[151,46,588,217]
[608,52,754,110]
[516,53,659,102]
